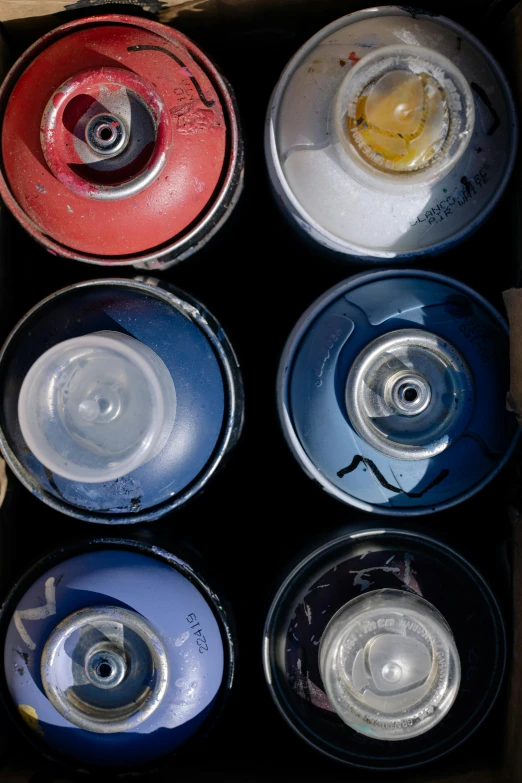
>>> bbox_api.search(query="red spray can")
[0,15,243,270]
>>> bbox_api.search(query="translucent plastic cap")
[333,45,475,189]
[319,589,460,740]
[18,331,176,483]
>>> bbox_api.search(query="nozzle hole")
[99,126,113,141]
[97,397,110,413]
[97,662,112,679]
[403,388,418,403]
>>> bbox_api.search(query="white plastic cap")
[332,45,475,192]
[319,589,460,740]
[18,331,176,483]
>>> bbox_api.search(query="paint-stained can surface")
[278,269,518,515]
[263,528,505,770]
[0,15,243,269]
[266,6,516,261]
[0,278,243,523]
[1,539,234,770]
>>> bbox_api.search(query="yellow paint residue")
[349,70,448,173]
[18,704,44,736]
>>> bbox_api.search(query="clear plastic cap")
[18,331,176,483]
[333,45,475,191]
[319,589,460,740]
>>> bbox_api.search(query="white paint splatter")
[349,565,400,592]
[174,630,190,647]
[14,577,56,651]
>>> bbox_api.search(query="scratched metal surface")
[0,0,518,780]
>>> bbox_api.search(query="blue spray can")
[278,269,518,514]
[1,538,234,770]
[0,277,243,524]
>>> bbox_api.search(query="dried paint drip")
[338,44,473,187]
[349,70,449,172]
[0,15,243,269]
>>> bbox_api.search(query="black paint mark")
[456,36,462,52]
[43,466,64,500]
[470,82,500,136]
[444,294,474,319]
[398,6,439,18]
[474,146,483,154]
[461,431,502,461]
[337,455,449,498]
[17,650,29,665]
[127,45,215,108]
[461,176,473,198]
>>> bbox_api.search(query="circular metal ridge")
[85,113,128,156]
[41,605,169,734]
[345,328,474,460]
[40,67,170,201]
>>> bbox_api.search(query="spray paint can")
[278,269,518,514]
[0,277,243,523]
[266,6,516,261]
[263,527,505,770]
[1,538,234,770]
[0,15,243,270]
